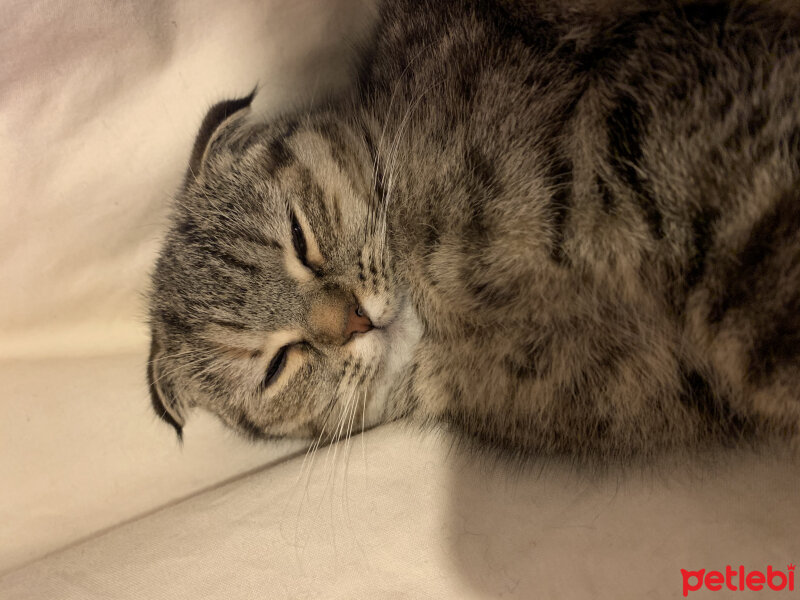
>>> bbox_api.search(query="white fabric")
[0,352,304,571]
[2,422,799,598]
[0,0,375,359]
[2,0,799,597]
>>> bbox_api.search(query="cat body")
[148,0,800,461]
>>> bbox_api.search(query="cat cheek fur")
[148,94,409,440]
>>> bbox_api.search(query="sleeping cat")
[147,0,800,462]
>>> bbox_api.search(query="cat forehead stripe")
[287,129,359,230]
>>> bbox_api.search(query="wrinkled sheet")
[2,0,799,597]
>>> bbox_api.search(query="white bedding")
[2,0,798,596]
[2,421,798,598]
[0,352,304,571]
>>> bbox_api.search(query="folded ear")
[147,336,187,442]
[187,88,257,181]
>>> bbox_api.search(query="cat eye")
[290,212,310,269]
[262,345,289,389]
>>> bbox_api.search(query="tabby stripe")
[607,93,665,240]
[723,105,770,156]
[208,318,249,331]
[678,367,751,437]
[236,230,282,250]
[329,193,343,230]
[685,206,720,290]
[236,411,267,441]
[159,309,192,335]
[709,187,799,324]
[176,217,204,247]
[594,329,630,378]
[186,195,280,251]
[596,175,616,213]
[357,258,366,282]
[786,125,800,161]
[398,363,420,418]
[205,245,260,275]
[484,2,559,55]
[315,120,371,200]
[263,122,298,177]
[464,277,516,306]
[548,157,573,265]
[195,360,225,393]
[319,125,358,228]
[463,145,498,242]
[361,123,388,219]
[504,337,550,380]
[708,187,800,381]
[748,296,800,384]
[579,10,648,71]
[295,165,334,231]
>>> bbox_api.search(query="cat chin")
[349,297,420,366]
[360,300,422,428]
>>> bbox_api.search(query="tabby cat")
[148,0,800,462]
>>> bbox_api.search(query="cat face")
[148,94,416,442]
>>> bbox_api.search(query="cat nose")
[345,304,373,338]
[308,290,373,345]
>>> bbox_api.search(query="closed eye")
[290,211,310,269]
[262,345,288,389]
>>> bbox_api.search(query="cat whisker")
[372,43,432,190]
[297,396,338,487]
[373,79,444,253]
[149,353,209,389]
[368,47,432,245]
[305,373,361,551]
[324,377,357,472]
[340,381,369,554]
[288,394,339,554]
[146,347,203,366]
[287,383,355,556]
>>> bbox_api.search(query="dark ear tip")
[149,385,186,441]
[245,85,258,105]
[187,87,259,180]
[147,337,187,442]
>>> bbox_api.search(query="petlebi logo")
[681,564,795,596]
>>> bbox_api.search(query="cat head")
[147,92,416,443]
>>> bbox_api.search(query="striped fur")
[148,0,800,462]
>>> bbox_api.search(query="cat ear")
[147,336,186,442]
[187,87,257,180]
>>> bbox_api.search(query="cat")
[147,0,800,463]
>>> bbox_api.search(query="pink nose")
[345,305,373,338]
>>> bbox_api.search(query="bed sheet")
[2,422,798,599]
